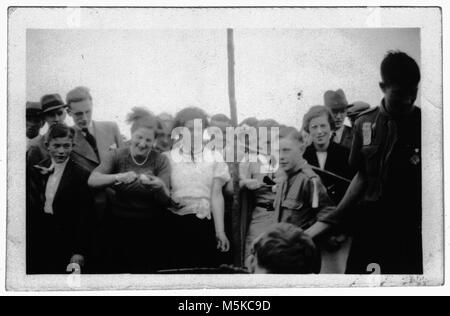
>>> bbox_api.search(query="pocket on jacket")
[281,199,303,211]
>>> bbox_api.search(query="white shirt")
[44,159,69,215]
[168,148,231,219]
[316,151,328,170]
[334,117,352,144]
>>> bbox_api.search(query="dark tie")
[331,131,337,143]
[82,128,99,159]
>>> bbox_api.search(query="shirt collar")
[50,158,70,172]
[343,116,352,128]
[75,121,94,134]
[288,159,308,178]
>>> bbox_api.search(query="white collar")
[50,158,70,172]
[343,116,352,128]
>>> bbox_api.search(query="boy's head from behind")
[45,123,75,164]
[279,127,307,175]
[379,51,421,116]
[247,223,321,274]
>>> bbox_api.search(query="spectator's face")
[69,99,93,129]
[309,115,332,148]
[26,117,43,139]
[131,127,155,157]
[156,124,173,152]
[382,83,418,115]
[330,108,347,130]
[46,136,73,164]
[279,137,304,174]
[44,109,67,126]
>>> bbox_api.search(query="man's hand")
[69,254,85,268]
[274,169,287,185]
[326,234,348,250]
[244,179,262,191]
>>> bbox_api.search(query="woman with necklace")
[88,107,172,273]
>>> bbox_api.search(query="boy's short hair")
[46,123,75,142]
[381,51,421,87]
[302,105,336,133]
[66,86,93,107]
[252,223,321,274]
[279,126,306,147]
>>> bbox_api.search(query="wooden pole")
[227,29,243,267]
[227,29,238,126]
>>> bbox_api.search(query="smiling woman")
[87,107,173,273]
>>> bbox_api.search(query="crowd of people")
[25,50,423,275]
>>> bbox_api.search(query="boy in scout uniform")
[274,129,335,231]
[307,51,422,275]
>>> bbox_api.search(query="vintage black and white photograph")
[4,5,445,292]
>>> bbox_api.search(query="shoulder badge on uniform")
[311,177,319,209]
[362,122,372,146]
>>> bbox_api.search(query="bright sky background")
[27,28,420,138]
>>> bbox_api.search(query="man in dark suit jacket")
[324,89,353,150]
[66,86,124,171]
[65,86,124,273]
[26,124,94,274]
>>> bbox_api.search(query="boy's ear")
[246,254,257,274]
[299,143,306,154]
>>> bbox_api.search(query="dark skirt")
[166,212,220,271]
[106,214,166,274]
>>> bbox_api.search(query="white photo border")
[5,4,444,291]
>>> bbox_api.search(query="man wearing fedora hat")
[26,101,44,151]
[27,94,68,166]
[324,89,354,150]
